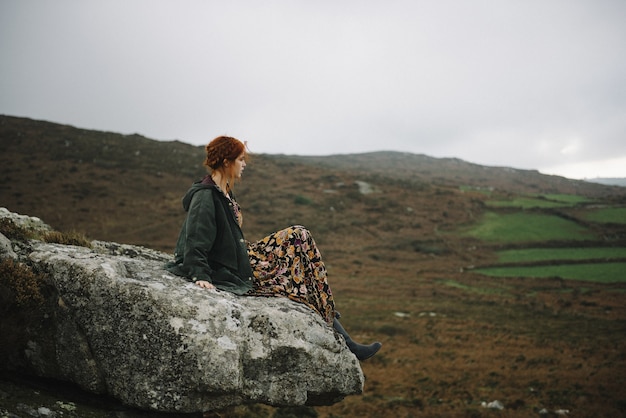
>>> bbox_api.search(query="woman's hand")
[195,280,215,290]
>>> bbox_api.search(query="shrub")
[0,218,33,242]
[0,259,46,308]
[378,324,406,336]
[294,195,312,205]
[0,217,91,247]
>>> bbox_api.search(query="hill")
[2,114,621,251]
[1,114,626,417]
[286,151,622,197]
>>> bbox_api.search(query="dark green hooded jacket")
[165,176,254,295]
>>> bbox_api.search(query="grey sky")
[1,0,625,179]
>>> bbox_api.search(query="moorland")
[1,114,625,417]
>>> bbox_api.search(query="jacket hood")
[182,176,215,211]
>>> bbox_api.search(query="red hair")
[204,136,247,171]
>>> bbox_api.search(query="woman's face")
[229,153,246,179]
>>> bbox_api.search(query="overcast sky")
[1,0,625,179]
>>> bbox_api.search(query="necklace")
[211,173,230,195]
[212,174,242,226]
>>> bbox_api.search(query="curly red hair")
[204,136,247,171]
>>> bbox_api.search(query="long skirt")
[247,225,336,324]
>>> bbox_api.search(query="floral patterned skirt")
[247,225,336,324]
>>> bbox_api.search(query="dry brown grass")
[42,230,92,247]
[317,270,626,417]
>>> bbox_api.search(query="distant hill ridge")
[262,148,622,200]
[2,114,618,195]
[586,178,626,187]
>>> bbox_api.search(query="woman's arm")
[182,190,218,284]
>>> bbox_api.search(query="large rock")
[0,208,364,413]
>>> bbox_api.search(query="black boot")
[333,318,382,361]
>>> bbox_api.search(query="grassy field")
[466,196,626,284]
[495,247,626,263]
[485,194,594,209]
[463,211,596,242]
[475,262,626,283]
[584,207,626,224]
[541,194,595,204]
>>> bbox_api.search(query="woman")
[166,136,381,361]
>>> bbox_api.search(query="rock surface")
[0,208,364,413]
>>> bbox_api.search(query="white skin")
[196,152,247,290]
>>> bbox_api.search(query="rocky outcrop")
[0,208,364,413]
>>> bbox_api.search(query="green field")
[496,247,626,263]
[464,212,596,242]
[584,207,626,224]
[485,194,593,209]
[541,194,595,204]
[465,199,625,284]
[475,262,626,283]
